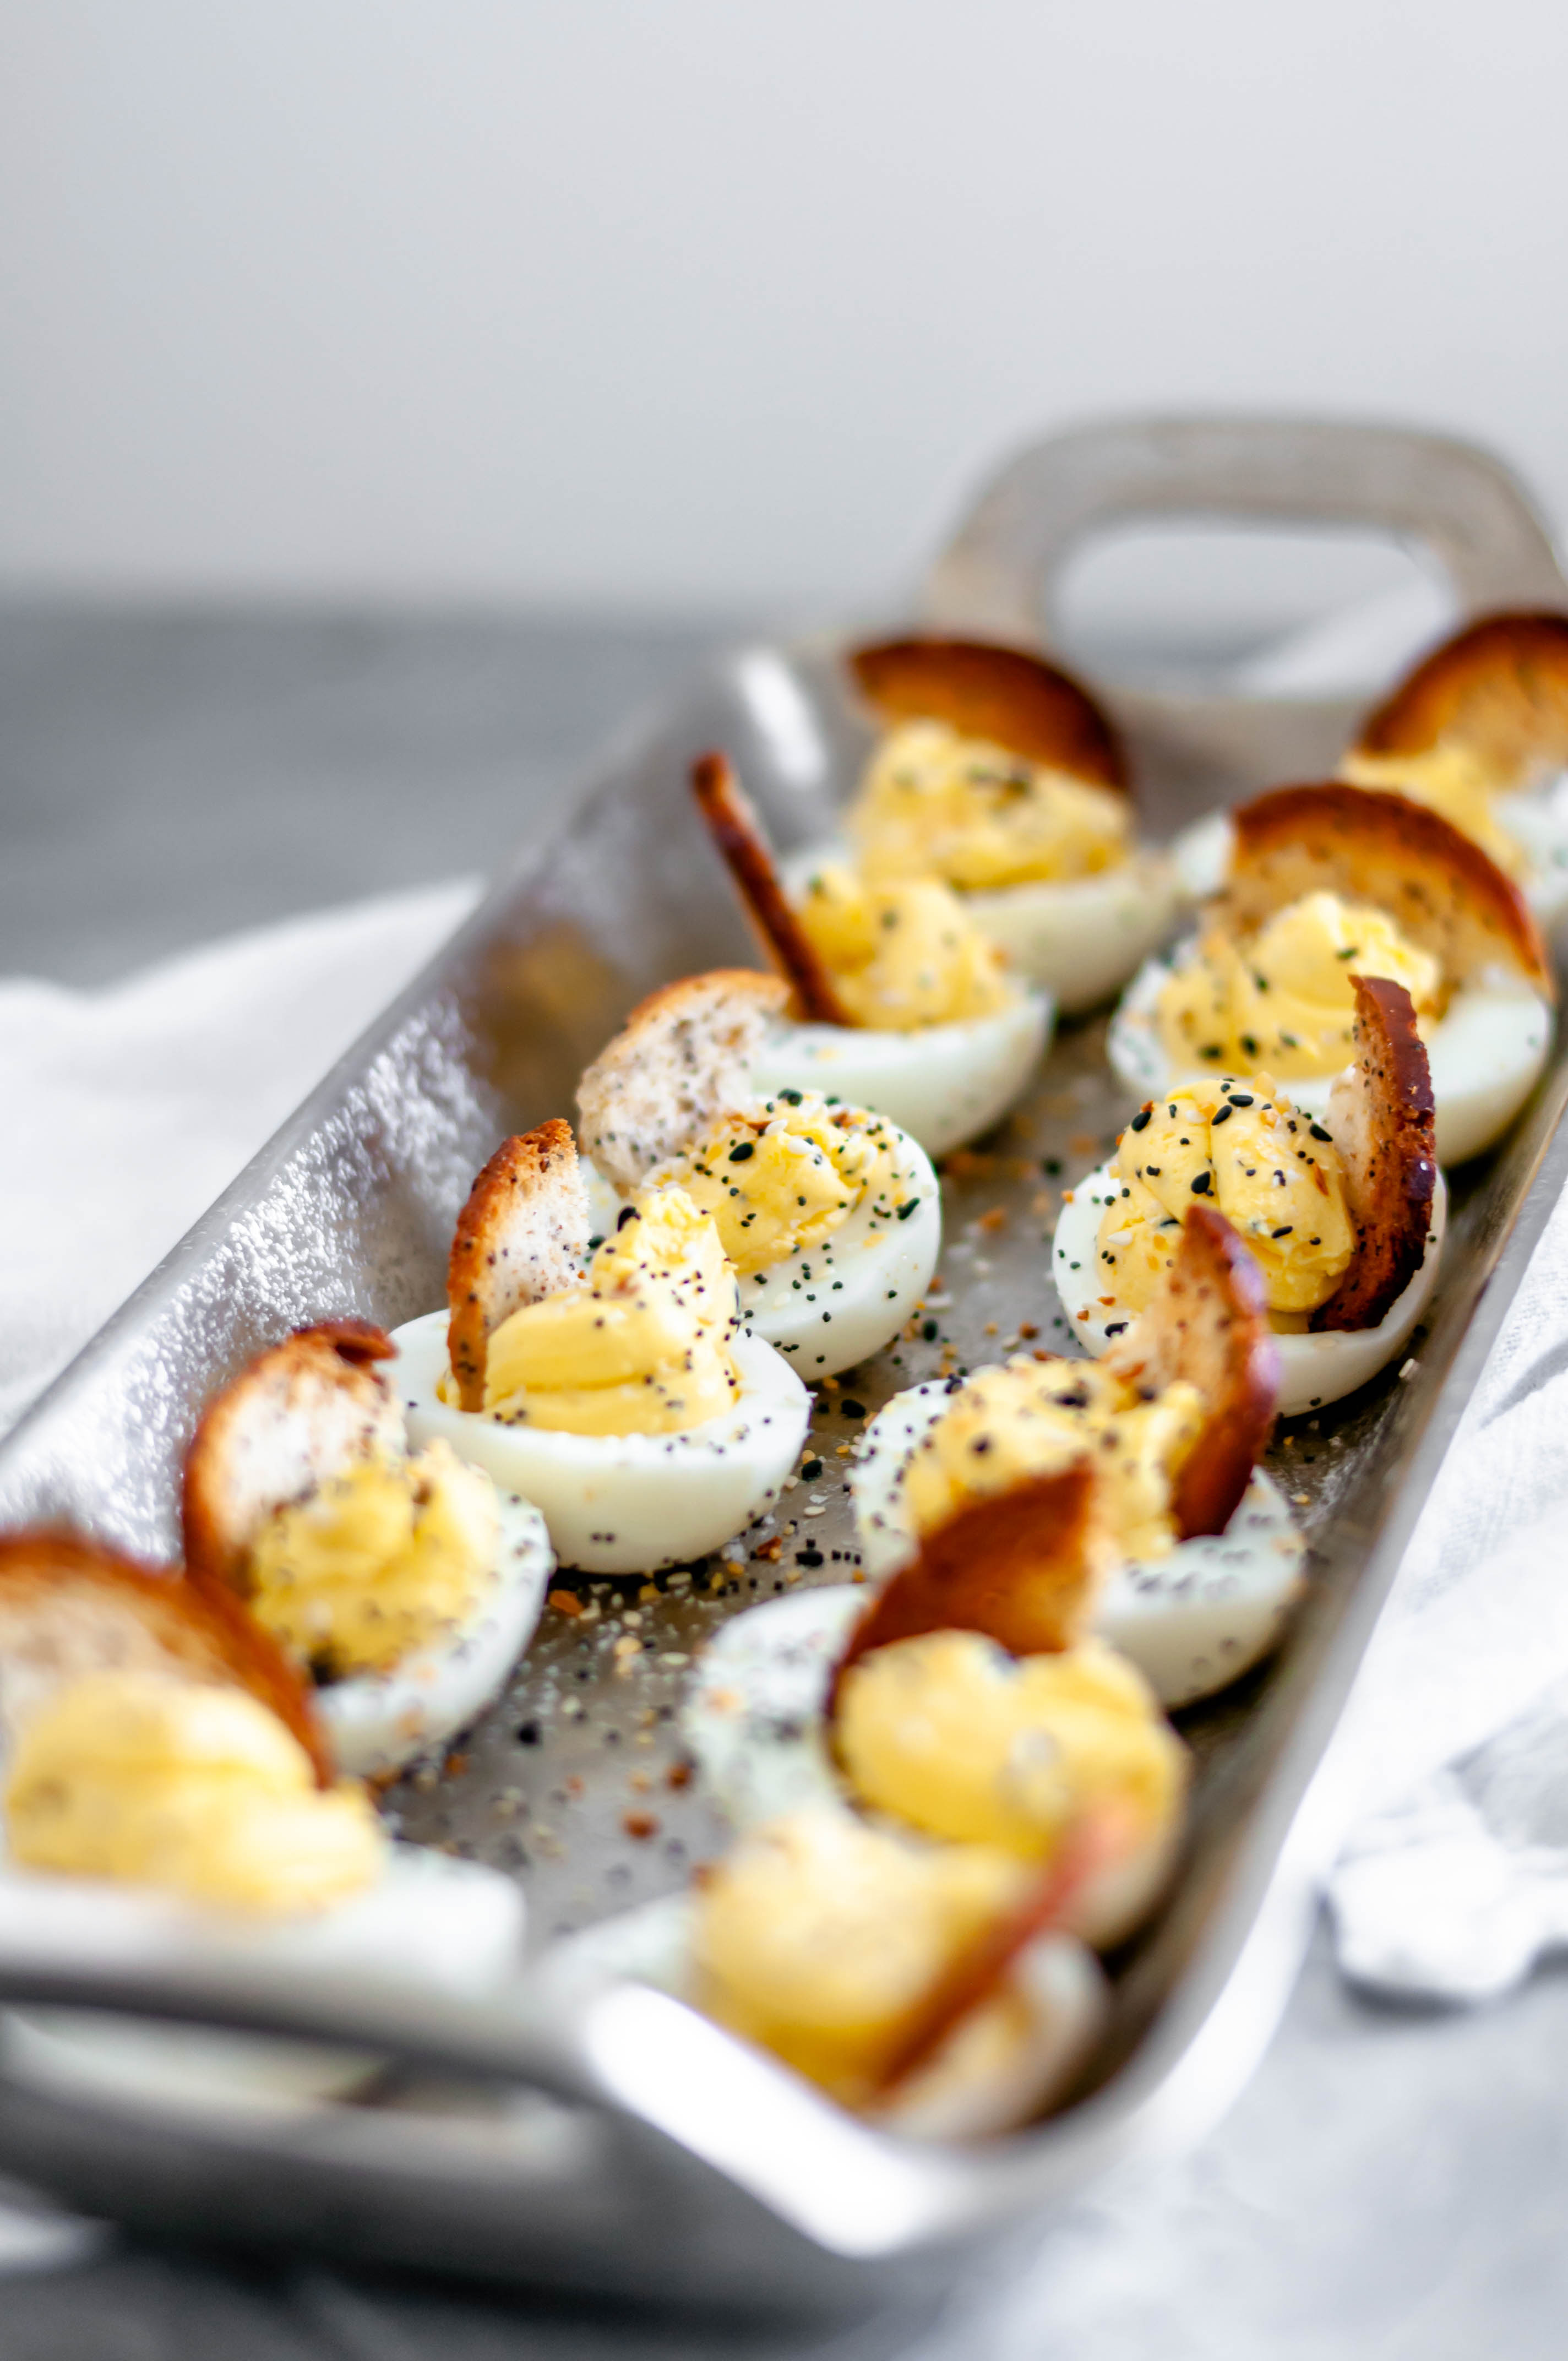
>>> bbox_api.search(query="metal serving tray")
[0,417,1565,2311]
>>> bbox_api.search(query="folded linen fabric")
[0,882,478,1440]
[1325,1180,1568,2000]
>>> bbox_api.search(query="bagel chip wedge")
[446,1119,590,1412]
[1311,977,1438,1335]
[1219,782,1551,997]
[0,1528,333,1785]
[849,637,1128,791]
[1353,609,1568,788]
[1104,1205,1280,1541]
[576,969,791,1193]
[184,1321,404,1591]
[691,752,854,1026]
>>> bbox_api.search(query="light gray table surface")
[2,603,1566,2360]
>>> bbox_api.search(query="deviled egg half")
[0,1529,525,2110]
[1060,976,1445,1417]
[1340,608,1568,926]
[183,1320,553,1778]
[575,968,940,1378]
[1110,782,1554,1165]
[690,751,1050,1157]
[825,635,1182,1014]
[394,1118,810,1574]
[680,1464,1195,1966]
[835,1203,1299,1711]
[544,1802,1110,2141]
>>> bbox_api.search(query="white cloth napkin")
[3,872,1568,2009]
[0,881,479,1440]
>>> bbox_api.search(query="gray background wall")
[4,0,1567,631]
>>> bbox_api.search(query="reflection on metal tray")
[0,417,1566,2309]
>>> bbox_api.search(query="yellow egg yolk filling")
[850,719,1130,891]
[692,1805,1031,2106]
[247,1438,499,1678]
[4,1669,384,1913]
[477,1186,740,1437]
[902,1357,1204,1566]
[1340,744,1525,877]
[836,1630,1187,1863]
[792,863,1012,1030]
[1096,1079,1355,1322]
[1157,890,1443,1082]
[647,1094,901,1275]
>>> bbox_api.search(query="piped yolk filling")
[1157,890,1442,1082]
[1096,1080,1354,1323]
[836,1630,1186,1863]
[793,863,1012,1030]
[1340,744,1525,877]
[647,1094,900,1275]
[473,1186,741,1437]
[247,1439,499,1678]
[850,719,1130,891]
[902,1357,1203,1566]
[4,1669,384,1914]
[692,1805,1030,2106]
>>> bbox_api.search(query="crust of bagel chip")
[1311,976,1437,1333]
[691,752,854,1026]
[850,635,1129,791]
[576,969,792,1193]
[447,1119,589,1412]
[1353,609,1568,786]
[0,1529,333,1786]
[829,1465,1104,1709]
[183,1321,405,1593]
[1104,1206,1278,1541]
[1220,782,1551,996]
[870,1809,1124,2103]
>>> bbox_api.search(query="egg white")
[682,1584,1178,1947]
[748,992,1050,1163]
[850,1380,1306,1705]
[317,1490,553,1778]
[1108,940,1551,1166]
[586,1115,941,1380]
[1498,777,1568,923]
[392,1312,810,1575]
[1052,1158,1447,1417]
[781,835,1179,1019]
[0,1841,524,2116]
[541,1859,1107,2140]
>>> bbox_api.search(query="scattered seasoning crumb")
[977,1206,1008,1233]
[548,1590,582,1618]
[660,1652,689,1667]
[1293,1492,1311,1506]
[443,1751,469,1778]
[1400,1358,1418,1380]
[666,1760,693,1790]
[629,1770,653,1794]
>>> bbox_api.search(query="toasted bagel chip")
[850,635,1129,792]
[1354,610,1568,787]
[870,1809,1121,2102]
[577,969,791,1193]
[447,1119,590,1412]
[831,1465,1104,1709]
[1311,977,1437,1332]
[691,752,854,1025]
[183,1320,405,1591]
[1105,1206,1278,1541]
[1221,782,1551,996]
[0,1529,332,1785]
